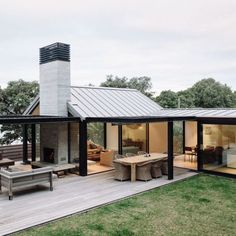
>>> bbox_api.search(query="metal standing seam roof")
[23,86,236,120]
[68,86,162,119]
[153,108,236,118]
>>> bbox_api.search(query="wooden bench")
[0,167,53,200]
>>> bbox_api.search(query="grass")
[17,174,236,236]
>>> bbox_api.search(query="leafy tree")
[177,89,195,108]
[155,78,236,108]
[155,90,178,108]
[0,86,3,113]
[100,75,154,97]
[191,78,236,108]
[0,80,39,145]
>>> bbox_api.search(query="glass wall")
[173,121,183,154]
[122,123,146,155]
[149,122,167,153]
[202,124,236,175]
[87,122,104,147]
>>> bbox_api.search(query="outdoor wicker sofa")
[0,167,53,200]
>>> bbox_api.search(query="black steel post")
[104,123,107,149]
[183,121,185,154]
[79,121,88,176]
[146,123,149,153]
[118,124,122,155]
[31,124,36,162]
[168,121,174,180]
[68,123,71,163]
[197,121,203,171]
[23,124,28,164]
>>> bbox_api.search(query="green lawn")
[17,174,236,236]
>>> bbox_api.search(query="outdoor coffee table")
[115,153,167,182]
[0,158,15,169]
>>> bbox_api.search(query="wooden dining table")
[114,153,167,182]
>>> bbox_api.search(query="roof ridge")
[70,85,137,91]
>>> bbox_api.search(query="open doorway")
[87,122,114,175]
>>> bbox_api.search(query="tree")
[100,75,129,88]
[155,90,178,108]
[155,78,236,108]
[191,78,236,108]
[177,89,195,108]
[100,75,154,97]
[0,86,3,113]
[0,80,39,145]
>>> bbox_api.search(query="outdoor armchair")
[151,160,163,178]
[136,161,152,181]
[161,157,168,175]
[113,161,131,181]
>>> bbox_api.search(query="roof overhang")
[0,115,81,124]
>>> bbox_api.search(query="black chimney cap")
[40,42,70,64]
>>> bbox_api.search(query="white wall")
[185,121,197,147]
[149,122,167,153]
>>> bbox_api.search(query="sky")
[1,0,236,94]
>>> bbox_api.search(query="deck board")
[0,168,197,235]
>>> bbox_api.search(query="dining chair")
[113,154,130,181]
[113,162,131,181]
[137,151,146,155]
[151,160,163,178]
[161,157,168,175]
[136,161,152,181]
[114,154,125,159]
[126,153,136,157]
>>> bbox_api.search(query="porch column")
[31,124,36,162]
[182,121,185,154]
[22,124,28,164]
[197,121,203,171]
[168,121,174,180]
[68,123,71,163]
[146,123,149,153]
[79,120,87,176]
[104,123,107,149]
[118,124,122,155]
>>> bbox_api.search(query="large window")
[87,122,104,147]
[202,124,236,175]
[122,123,146,155]
[173,121,183,154]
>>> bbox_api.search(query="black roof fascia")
[197,117,236,125]
[85,116,196,123]
[0,116,81,124]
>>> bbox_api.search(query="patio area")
[0,167,197,235]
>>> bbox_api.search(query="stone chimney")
[39,43,71,164]
[39,42,71,116]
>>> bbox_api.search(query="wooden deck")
[0,168,197,235]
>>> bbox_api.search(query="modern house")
[1,42,236,179]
